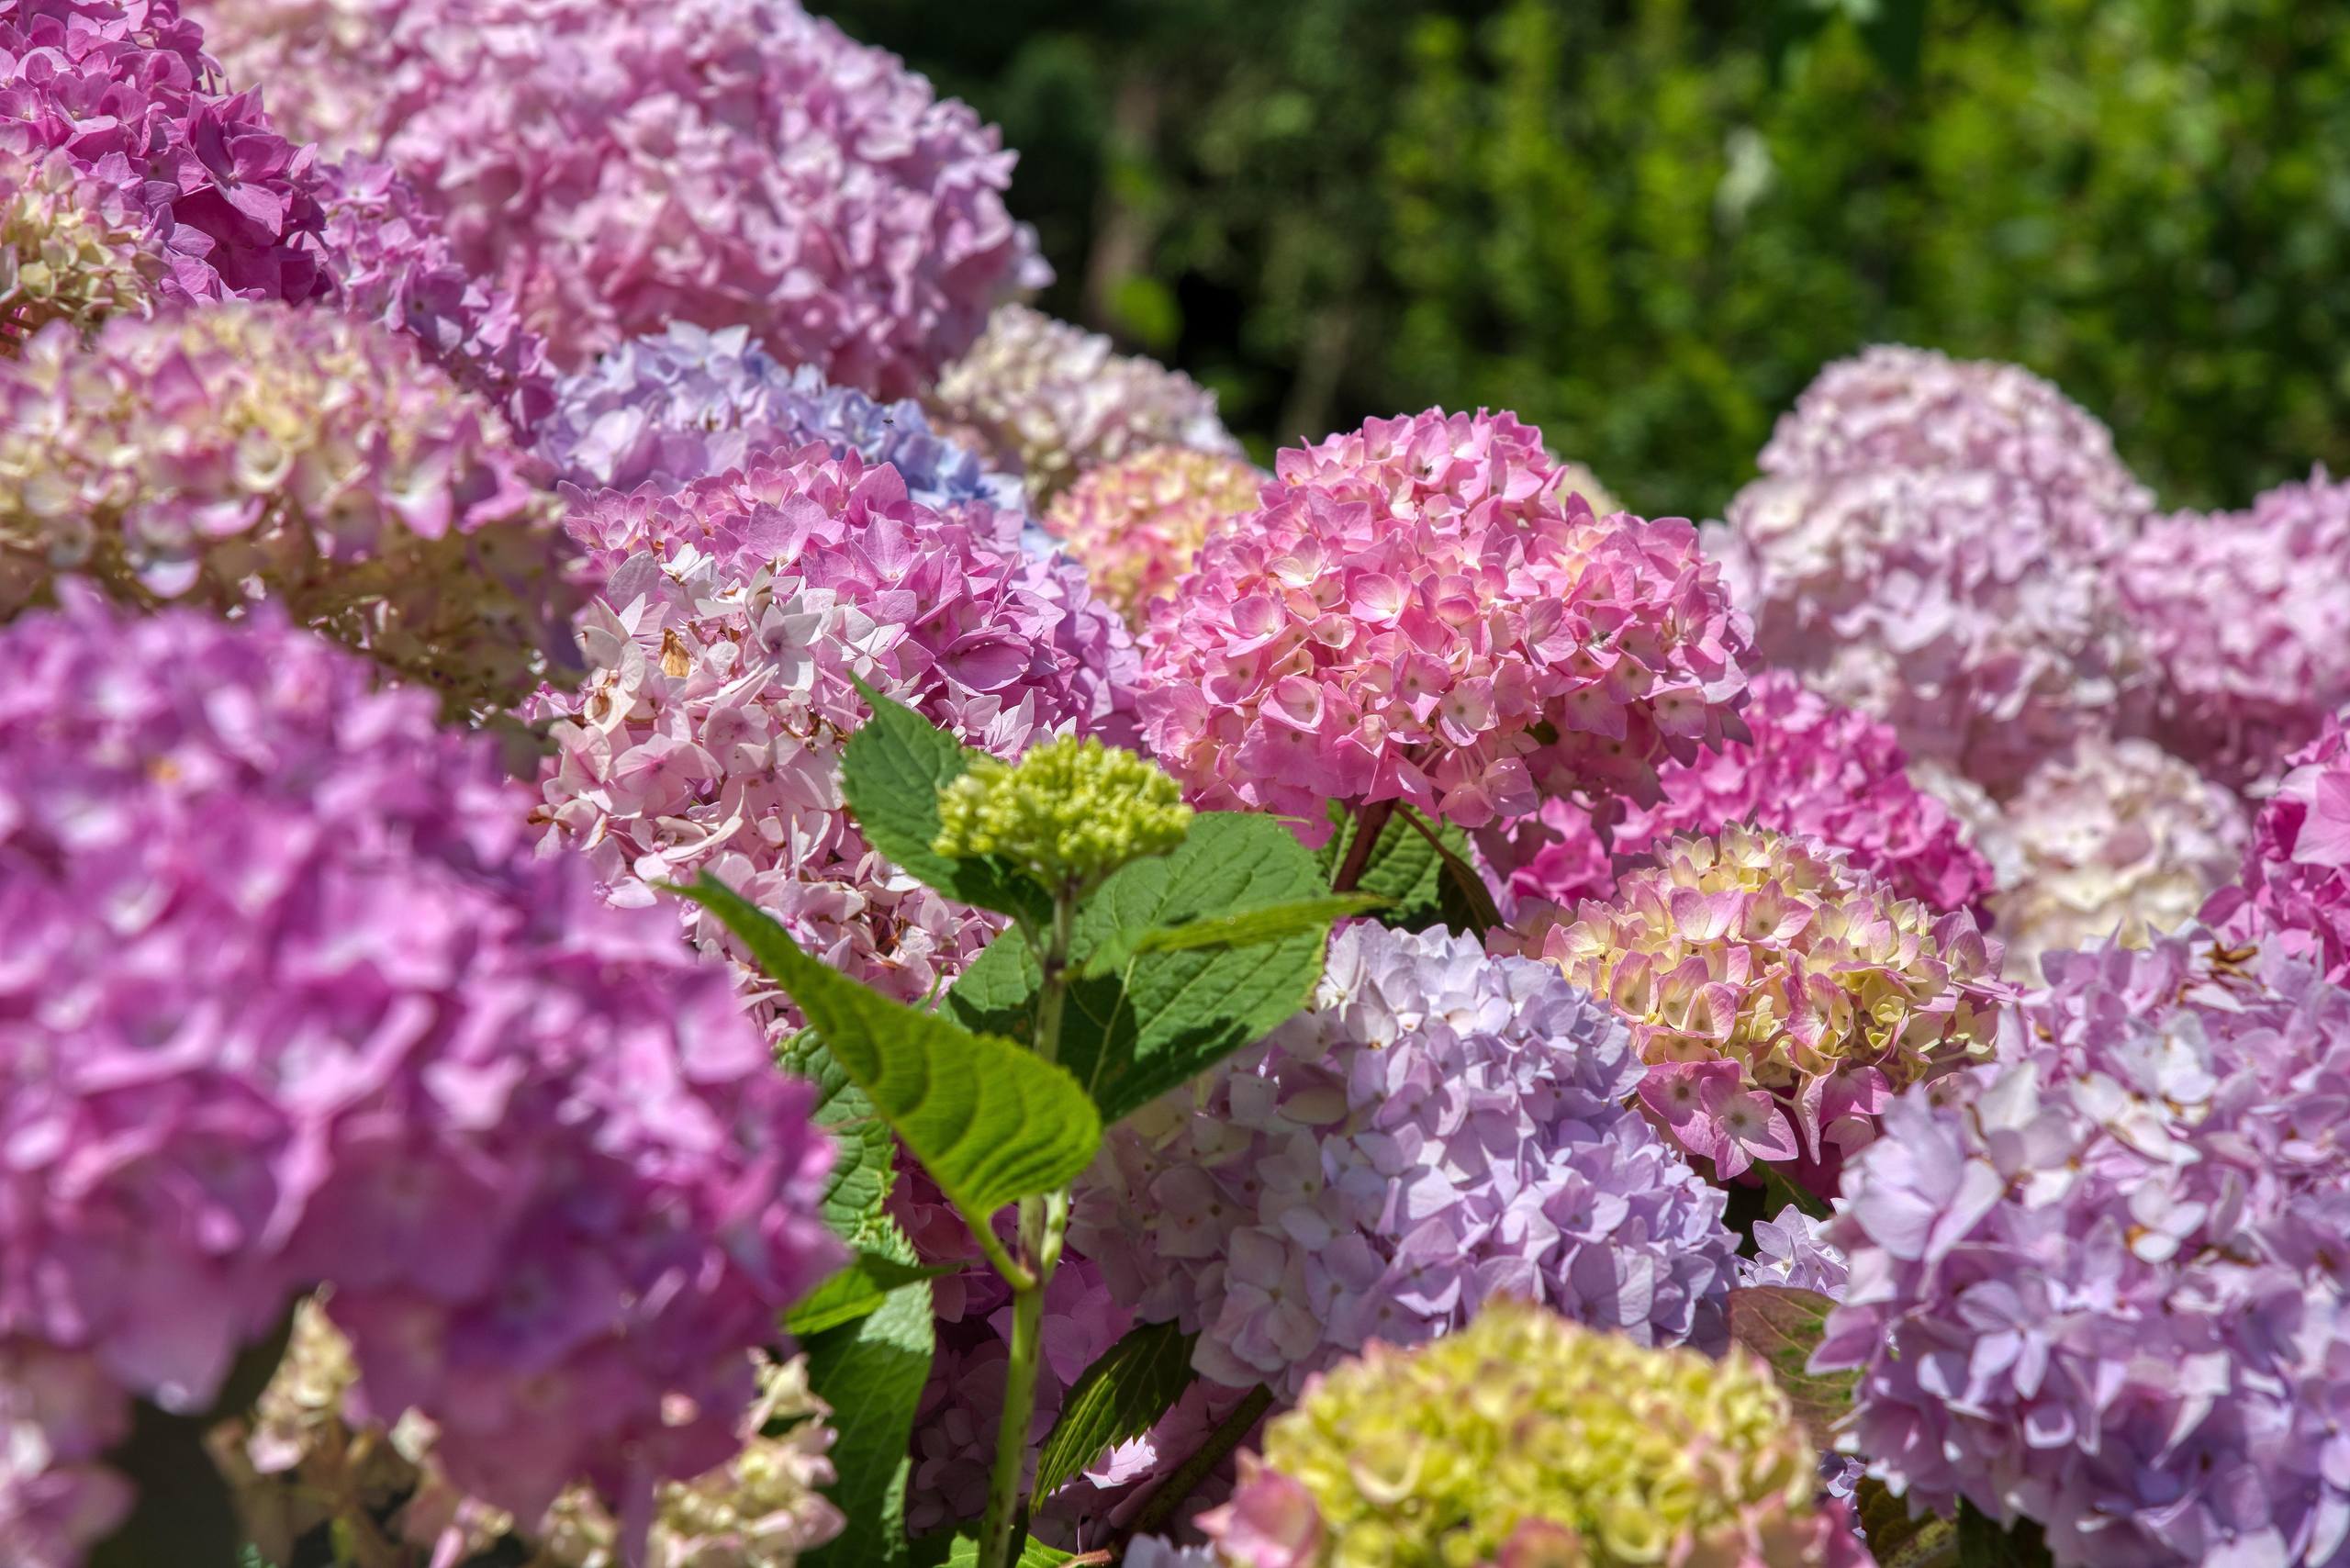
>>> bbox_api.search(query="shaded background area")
[827,0,2350,521]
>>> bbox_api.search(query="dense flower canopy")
[2205,712,2350,982]
[0,149,161,351]
[1070,922,1738,1403]
[1512,824,2006,1195]
[1199,1297,1866,1568]
[0,302,585,708]
[196,0,1043,388]
[1483,669,1996,919]
[529,446,1131,1031]
[927,304,1241,501]
[0,594,843,1551]
[1046,444,1264,626]
[0,0,327,308]
[1818,934,2350,1567]
[2116,471,2350,789]
[1139,408,1752,837]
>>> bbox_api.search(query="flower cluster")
[1483,670,1998,920]
[0,0,327,308]
[1,1341,129,1568]
[927,305,1241,501]
[1513,824,2006,1193]
[539,322,1023,511]
[1139,408,1753,837]
[170,0,386,154]
[1736,1206,1850,1297]
[1045,445,1264,626]
[2115,471,2350,789]
[935,735,1193,893]
[1980,734,2247,983]
[1070,922,1738,1404]
[0,302,586,708]
[1818,935,2350,1567]
[218,0,1044,388]
[0,593,844,1532]
[529,448,1129,1034]
[309,157,557,436]
[2204,712,2350,982]
[1199,1296,1865,1568]
[0,150,161,352]
[217,1301,845,1568]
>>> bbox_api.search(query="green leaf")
[1032,1320,1200,1501]
[1855,1479,1960,1568]
[802,1280,935,1568]
[1722,1285,1859,1438]
[1955,1500,2053,1568]
[913,1532,1082,1568]
[1759,1161,1833,1223]
[1315,801,1447,927]
[787,1251,953,1338]
[948,813,1332,1126]
[1080,893,1383,979]
[678,876,1102,1221]
[779,1030,898,1244]
[837,677,1047,924]
[1395,806,1503,936]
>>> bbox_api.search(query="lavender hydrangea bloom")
[1070,922,1738,1404]
[1739,1206,1851,1297]
[2204,712,2350,984]
[1817,934,2350,1566]
[0,592,845,1538]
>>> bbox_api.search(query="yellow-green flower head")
[1199,1298,1861,1568]
[934,734,1192,891]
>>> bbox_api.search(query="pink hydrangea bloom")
[2205,712,2350,982]
[1046,445,1265,628]
[0,302,586,710]
[1070,922,1738,1406]
[1139,409,1752,839]
[176,0,383,153]
[2116,471,2350,789]
[0,1343,129,1568]
[0,0,327,307]
[1482,670,1996,920]
[1510,824,2008,1198]
[0,147,162,352]
[528,447,1133,1036]
[198,0,1044,389]
[1818,935,2350,1566]
[0,592,844,1538]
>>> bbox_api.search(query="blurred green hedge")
[827,0,2350,520]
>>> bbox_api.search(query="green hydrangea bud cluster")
[1211,1297,1847,1568]
[934,734,1192,892]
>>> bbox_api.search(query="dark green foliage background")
[826,0,2350,521]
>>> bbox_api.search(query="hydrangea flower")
[1511,824,2007,1196]
[2115,471,2350,789]
[1817,934,2350,1567]
[1737,1205,1850,1297]
[0,302,586,709]
[1551,458,1621,521]
[1199,1296,1869,1568]
[196,0,1044,388]
[539,323,1024,513]
[1139,408,1752,838]
[2204,712,2350,983]
[0,1342,129,1568]
[308,156,556,436]
[935,734,1192,895]
[173,0,386,154]
[528,447,1133,1036]
[0,0,328,308]
[1069,922,1739,1405]
[1482,670,1997,920]
[0,150,161,353]
[1979,734,2247,984]
[0,592,844,1536]
[927,305,1241,502]
[1045,446,1264,627]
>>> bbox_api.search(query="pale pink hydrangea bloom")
[2205,712,2350,982]
[1045,445,1265,627]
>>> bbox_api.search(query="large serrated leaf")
[787,1251,952,1338]
[1032,1320,1199,1501]
[948,813,1331,1125]
[1080,893,1382,980]
[680,876,1101,1220]
[1854,1479,1960,1568]
[838,677,1048,924]
[803,1279,934,1568]
[1315,801,1446,926]
[779,1031,897,1243]
[1724,1285,1860,1439]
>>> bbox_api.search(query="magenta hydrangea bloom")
[1069,922,1738,1405]
[528,447,1133,1036]
[1482,670,1997,920]
[1138,409,1752,839]
[0,301,585,709]
[308,156,555,436]
[0,0,327,307]
[2204,712,2350,983]
[0,591,845,1537]
[2116,471,2350,789]
[1818,934,2350,1567]
[207,0,1044,389]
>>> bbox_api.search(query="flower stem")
[1329,800,1393,896]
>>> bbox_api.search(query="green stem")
[1033,891,1074,1067]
